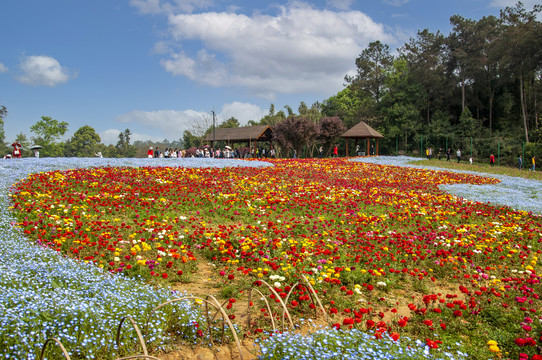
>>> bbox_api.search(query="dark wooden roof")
[204,125,272,142]
[341,121,383,139]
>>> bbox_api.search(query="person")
[11,141,22,158]
[333,145,338,157]
[518,155,523,170]
[95,151,103,158]
[34,149,39,158]
[147,147,154,158]
[469,156,473,165]
[319,146,324,158]
[438,148,442,160]
[456,149,461,163]
[370,144,375,155]
[531,156,536,171]
[446,148,451,162]
[489,154,495,167]
[154,147,160,158]
[428,147,433,159]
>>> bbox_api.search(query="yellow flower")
[488,345,500,353]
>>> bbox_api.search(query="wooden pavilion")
[203,125,272,151]
[341,121,384,156]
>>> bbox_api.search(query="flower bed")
[4,157,542,359]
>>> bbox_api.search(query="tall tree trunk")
[461,77,466,112]
[489,93,494,135]
[426,93,430,123]
[533,79,538,130]
[520,73,529,143]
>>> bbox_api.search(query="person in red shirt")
[489,154,495,167]
[11,141,22,158]
[147,147,154,158]
[333,145,338,157]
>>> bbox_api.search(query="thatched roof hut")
[341,121,383,156]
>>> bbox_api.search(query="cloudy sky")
[0,0,535,145]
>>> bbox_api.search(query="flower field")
[3,157,542,359]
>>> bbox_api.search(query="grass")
[410,157,542,181]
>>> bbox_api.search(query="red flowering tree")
[318,116,346,156]
[272,116,317,158]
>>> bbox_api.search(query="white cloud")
[115,109,205,138]
[112,102,266,142]
[158,2,393,98]
[100,128,165,145]
[0,63,7,73]
[17,55,76,87]
[218,102,265,125]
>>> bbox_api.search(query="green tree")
[65,125,101,157]
[115,129,137,157]
[182,130,200,149]
[260,104,286,126]
[30,116,69,157]
[218,117,240,128]
[498,2,542,142]
[380,58,425,152]
[346,40,394,113]
[322,87,366,129]
[400,29,453,124]
[0,105,9,155]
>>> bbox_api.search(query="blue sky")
[0,0,535,145]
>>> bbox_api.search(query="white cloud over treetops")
[112,102,264,143]
[16,55,77,87]
[134,1,394,99]
[100,128,165,146]
[0,63,8,73]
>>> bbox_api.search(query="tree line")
[1,2,541,164]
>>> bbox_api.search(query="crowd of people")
[146,145,276,159]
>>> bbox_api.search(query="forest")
[1,2,541,165]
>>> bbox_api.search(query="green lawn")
[410,158,542,181]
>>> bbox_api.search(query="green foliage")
[65,125,101,157]
[30,116,69,157]
[218,116,240,128]
[182,130,201,149]
[30,116,68,144]
[0,104,9,155]
[115,129,137,158]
